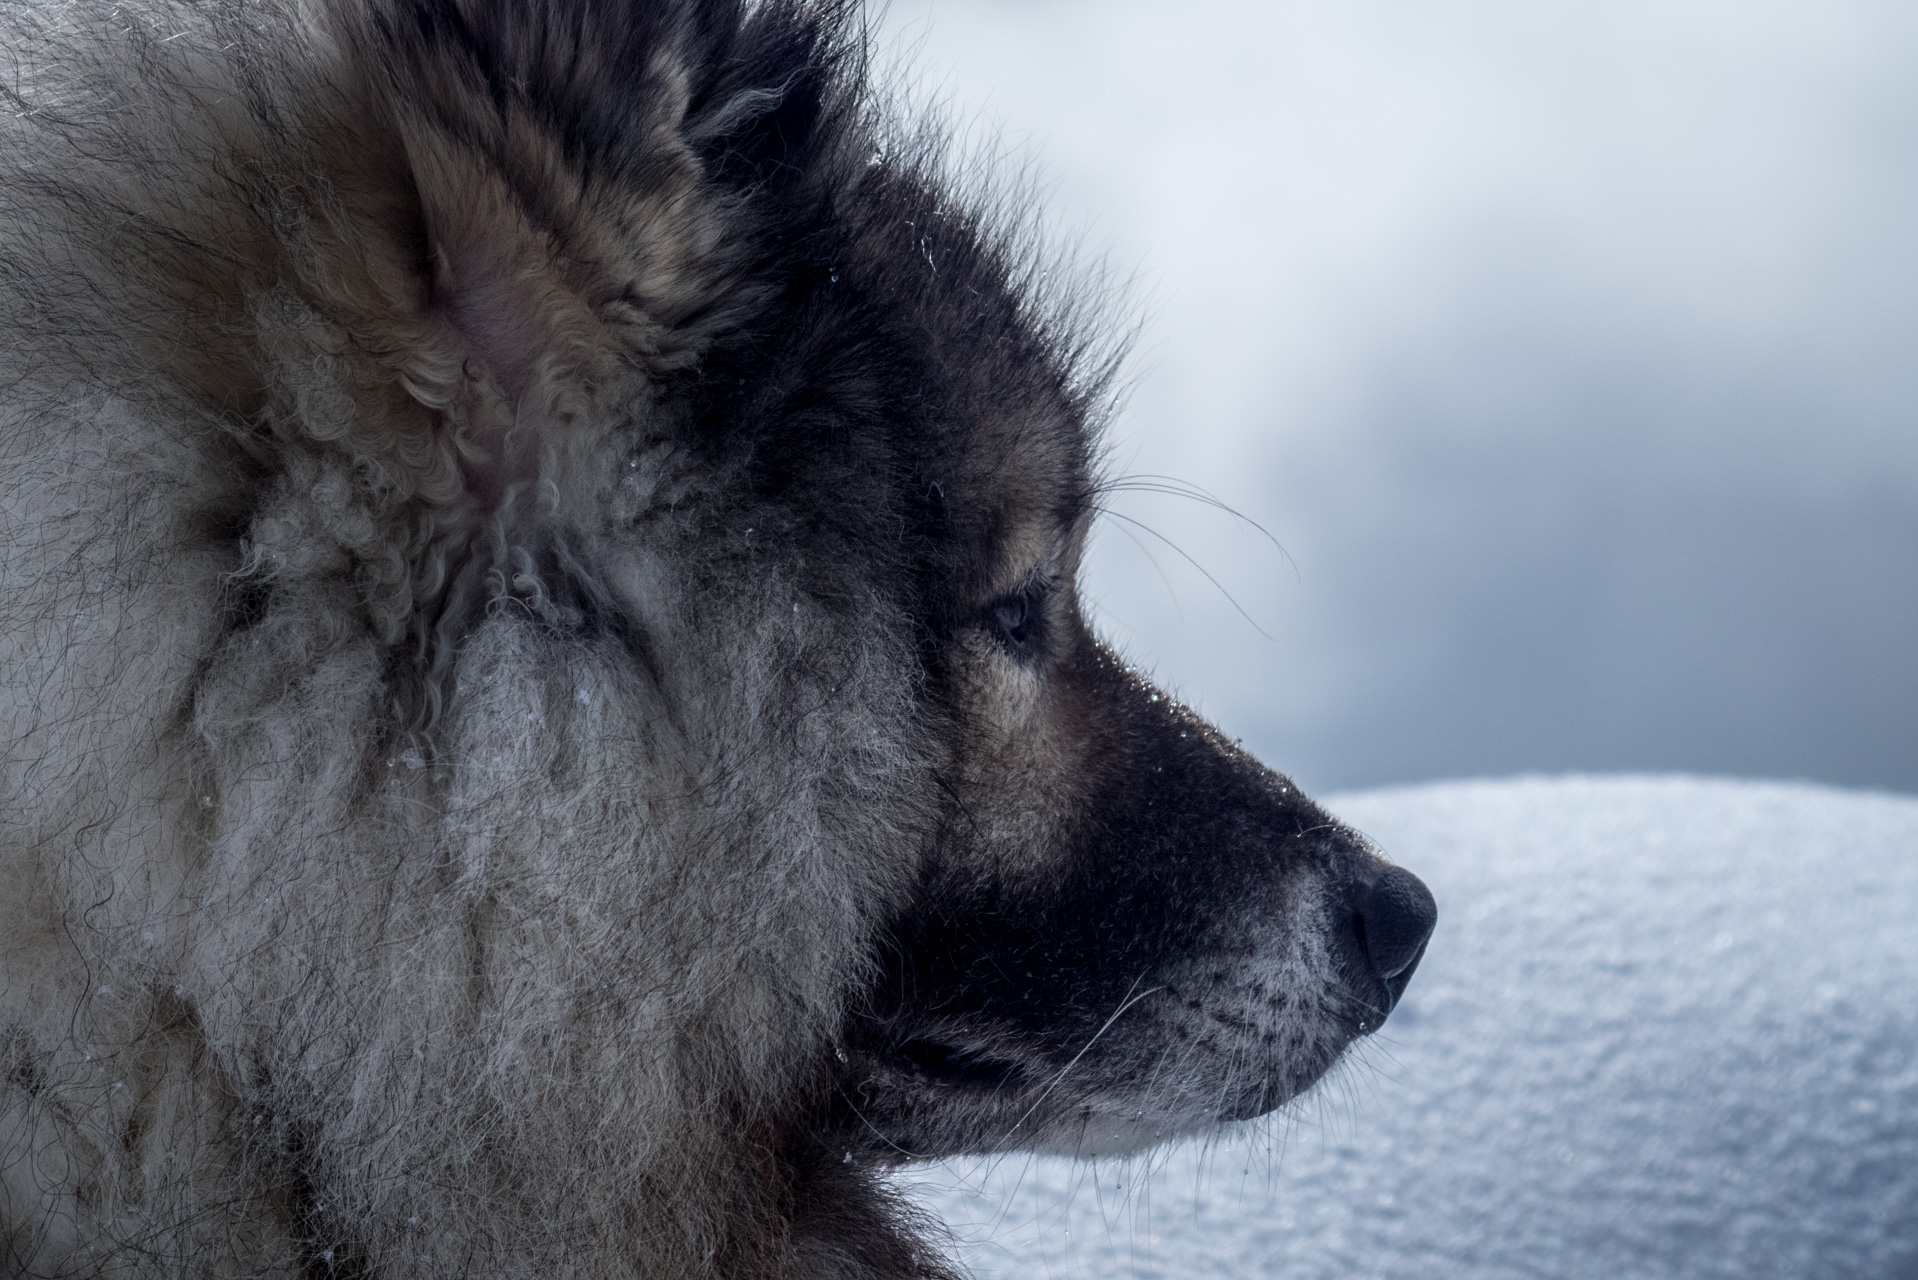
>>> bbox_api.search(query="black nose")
[1360,866,1437,982]
[1344,866,1437,1026]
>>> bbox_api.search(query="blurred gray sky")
[879,0,1918,795]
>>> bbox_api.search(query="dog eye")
[986,592,1040,655]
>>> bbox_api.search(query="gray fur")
[0,2,1430,1276]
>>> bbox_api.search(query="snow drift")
[901,775,1918,1278]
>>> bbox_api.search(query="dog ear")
[322,0,846,507]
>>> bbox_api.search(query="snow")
[898,776,1918,1278]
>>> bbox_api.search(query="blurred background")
[876,0,1918,796]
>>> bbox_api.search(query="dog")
[0,1,1435,1275]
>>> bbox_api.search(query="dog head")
[9,0,1436,1269]
[293,0,1437,1164]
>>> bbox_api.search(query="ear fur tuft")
[319,0,855,509]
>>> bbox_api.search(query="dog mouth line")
[882,1034,1029,1091]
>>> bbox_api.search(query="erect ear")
[320,1,735,506]
[306,0,852,508]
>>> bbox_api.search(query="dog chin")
[838,1040,1349,1163]
[1024,1106,1216,1158]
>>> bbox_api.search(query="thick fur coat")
[0,1,1435,1276]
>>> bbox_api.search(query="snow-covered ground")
[898,776,1918,1278]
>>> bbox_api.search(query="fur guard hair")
[0,1,1436,1276]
